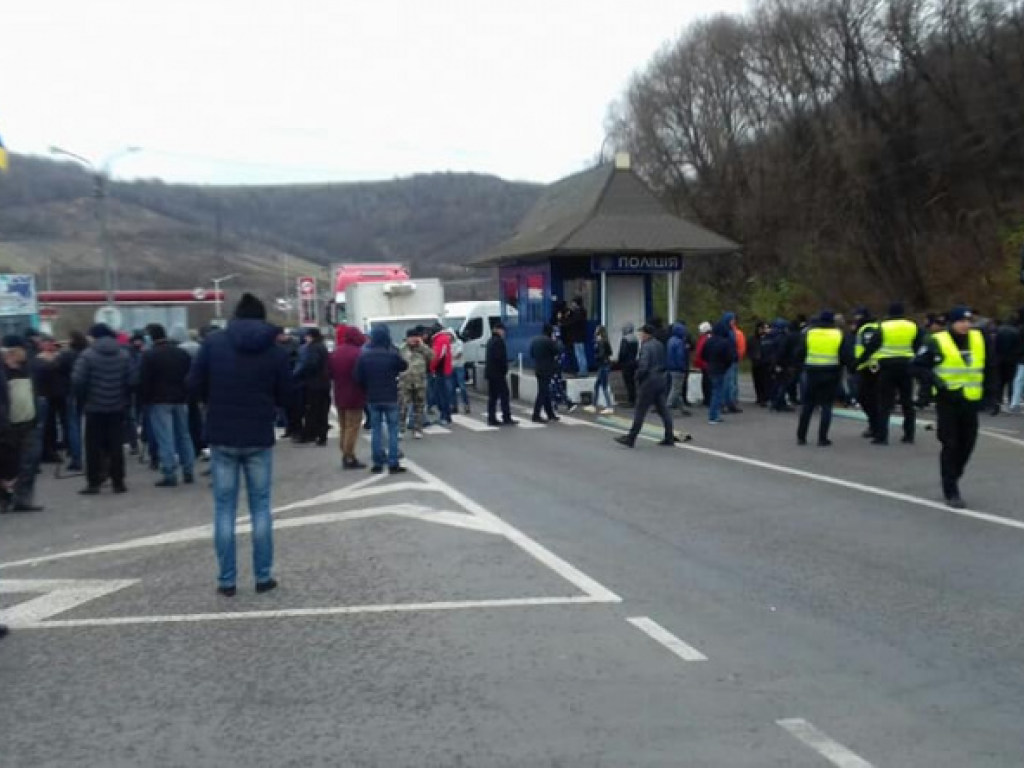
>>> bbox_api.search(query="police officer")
[796,311,854,446]
[911,306,993,509]
[851,308,881,438]
[859,302,923,445]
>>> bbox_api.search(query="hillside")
[0,155,542,324]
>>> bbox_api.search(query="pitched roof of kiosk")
[470,158,740,265]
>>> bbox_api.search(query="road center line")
[777,718,875,767]
[626,616,707,661]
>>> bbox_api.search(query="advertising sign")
[297,276,318,326]
[0,274,38,317]
[591,255,681,273]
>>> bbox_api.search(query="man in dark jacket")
[56,331,87,471]
[2,335,43,512]
[188,294,293,596]
[666,322,692,417]
[615,324,674,447]
[328,325,367,469]
[73,323,131,495]
[295,327,331,445]
[703,321,737,424]
[140,323,195,487]
[354,324,408,474]
[529,324,560,423]
[617,322,639,407]
[485,323,516,426]
[992,316,1021,413]
[562,297,588,375]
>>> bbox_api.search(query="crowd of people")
[0,291,1016,633]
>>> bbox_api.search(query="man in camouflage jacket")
[399,328,434,438]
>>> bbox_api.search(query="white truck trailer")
[345,278,445,342]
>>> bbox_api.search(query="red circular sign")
[299,278,315,296]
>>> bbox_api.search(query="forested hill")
[0,155,542,300]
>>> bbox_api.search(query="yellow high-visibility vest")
[934,329,985,401]
[877,318,918,360]
[805,327,843,367]
[855,322,879,371]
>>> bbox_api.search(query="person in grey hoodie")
[617,322,639,406]
[73,323,131,494]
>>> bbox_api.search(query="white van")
[444,301,506,380]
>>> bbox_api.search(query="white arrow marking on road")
[777,719,875,767]
[626,616,707,662]
[0,579,137,628]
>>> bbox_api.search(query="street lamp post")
[49,145,140,308]
[211,273,238,321]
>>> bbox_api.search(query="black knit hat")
[234,293,266,320]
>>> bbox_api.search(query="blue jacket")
[354,326,408,405]
[666,323,690,372]
[188,319,293,448]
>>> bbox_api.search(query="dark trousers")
[936,395,979,499]
[797,374,838,443]
[997,361,1017,405]
[487,375,511,421]
[287,390,305,437]
[86,411,126,488]
[621,364,637,406]
[752,363,771,405]
[859,371,880,434]
[878,364,915,442]
[6,421,38,506]
[302,388,331,441]
[628,380,674,441]
[533,374,556,419]
[43,396,69,460]
[701,369,712,405]
[771,368,792,409]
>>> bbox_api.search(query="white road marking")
[24,595,609,630]
[513,419,547,430]
[274,480,429,513]
[0,579,137,628]
[626,616,707,661]
[0,503,496,570]
[450,414,499,432]
[777,718,875,767]
[403,460,622,603]
[681,442,1024,532]
[422,424,451,435]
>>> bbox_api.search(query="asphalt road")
[2,395,1023,767]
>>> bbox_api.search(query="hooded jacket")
[666,323,691,372]
[618,323,639,368]
[329,325,368,410]
[702,322,737,375]
[355,326,408,405]
[187,319,293,447]
[722,312,746,362]
[429,328,454,376]
[73,336,131,414]
[529,332,560,378]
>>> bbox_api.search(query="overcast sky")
[3,0,749,186]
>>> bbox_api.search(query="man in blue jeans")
[188,294,293,597]
[355,325,408,474]
[139,323,195,487]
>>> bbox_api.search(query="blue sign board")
[591,255,681,273]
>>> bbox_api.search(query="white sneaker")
[413,431,424,439]
[583,405,597,413]
[600,407,614,415]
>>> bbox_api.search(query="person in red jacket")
[428,324,454,425]
[328,325,368,469]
